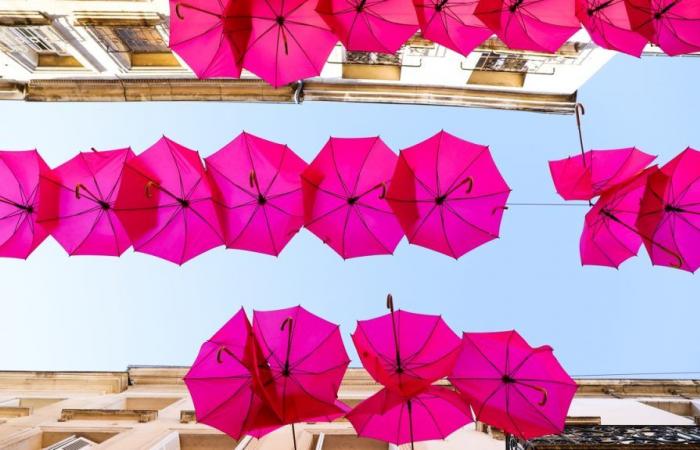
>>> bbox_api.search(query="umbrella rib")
[301,177,348,200]
[512,384,562,433]
[448,190,511,202]
[355,325,398,366]
[0,157,29,205]
[263,144,290,197]
[505,384,528,439]
[291,359,349,375]
[351,137,379,197]
[473,383,506,423]
[352,206,394,254]
[510,347,551,379]
[200,30,229,78]
[0,209,26,221]
[305,202,347,227]
[462,333,504,375]
[261,206,279,255]
[266,187,302,201]
[668,214,689,268]
[398,156,438,198]
[340,206,352,257]
[180,207,189,263]
[603,217,639,256]
[243,133,262,196]
[439,207,458,258]
[106,151,130,202]
[41,206,103,222]
[290,326,342,369]
[134,207,182,252]
[435,131,444,196]
[515,378,576,387]
[343,10,363,46]
[69,209,106,256]
[185,177,204,201]
[252,316,285,368]
[674,173,700,204]
[164,138,187,199]
[196,379,254,423]
[402,316,442,363]
[415,395,447,438]
[588,231,618,267]
[443,202,498,239]
[329,140,352,197]
[408,203,439,241]
[188,201,225,242]
[207,163,258,199]
[355,201,394,215]
[80,152,107,201]
[1,212,29,247]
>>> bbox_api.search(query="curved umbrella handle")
[145,180,157,198]
[492,205,509,215]
[175,2,223,20]
[575,103,586,162]
[281,316,293,331]
[386,293,394,312]
[75,183,85,199]
[378,182,387,200]
[463,176,473,194]
[534,385,548,406]
[216,345,235,364]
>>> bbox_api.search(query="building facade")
[0,367,699,449]
[0,0,622,113]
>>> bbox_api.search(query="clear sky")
[0,54,698,377]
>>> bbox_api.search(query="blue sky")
[0,54,698,377]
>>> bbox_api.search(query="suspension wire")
[506,202,591,207]
[573,371,700,377]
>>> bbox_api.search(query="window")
[177,432,239,450]
[0,26,81,70]
[90,26,179,68]
[0,398,64,418]
[342,51,402,81]
[311,433,388,449]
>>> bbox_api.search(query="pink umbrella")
[184,309,282,440]
[414,0,492,56]
[626,0,700,56]
[353,295,461,397]
[580,166,656,268]
[576,0,648,56]
[449,330,577,440]
[637,148,700,272]
[0,150,56,259]
[38,148,134,256]
[474,0,581,53]
[347,386,473,449]
[230,0,338,87]
[205,132,307,256]
[302,136,403,259]
[168,0,247,78]
[317,0,419,53]
[549,147,656,201]
[251,306,349,448]
[386,130,510,259]
[114,136,223,265]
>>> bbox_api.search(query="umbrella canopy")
[449,330,577,440]
[347,386,473,448]
[473,0,580,53]
[352,295,461,397]
[637,148,700,272]
[0,150,56,259]
[230,0,338,87]
[549,147,656,201]
[251,306,350,423]
[168,0,247,78]
[205,132,307,256]
[414,0,492,56]
[317,0,419,53]
[302,136,403,259]
[626,0,700,56]
[184,309,282,440]
[114,136,224,265]
[580,167,656,268]
[576,0,648,56]
[386,130,510,259]
[39,148,134,256]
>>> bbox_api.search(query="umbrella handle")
[75,184,85,199]
[492,205,508,215]
[175,2,222,20]
[386,293,394,312]
[534,386,548,406]
[145,181,157,198]
[216,345,235,364]
[378,183,386,199]
[575,103,586,162]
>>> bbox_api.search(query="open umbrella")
[114,136,223,265]
[252,306,350,449]
[449,330,577,440]
[205,132,307,256]
[39,148,134,256]
[302,136,403,259]
[637,147,700,272]
[386,130,510,259]
[474,0,581,53]
[626,0,700,56]
[184,309,282,440]
[347,386,473,449]
[0,150,56,259]
[580,166,656,268]
[229,0,338,87]
[317,0,419,53]
[168,0,248,78]
[414,0,493,56]
[576,0,648,56]
[353,294,461,397]
[549,147,656,201]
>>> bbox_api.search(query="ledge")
[0,406,31,418]
[58,408,158,423]
[0,371,128,394]
[14,78,578,113]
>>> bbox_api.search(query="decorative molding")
[0,371,128,394]
[59,408,158,423]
